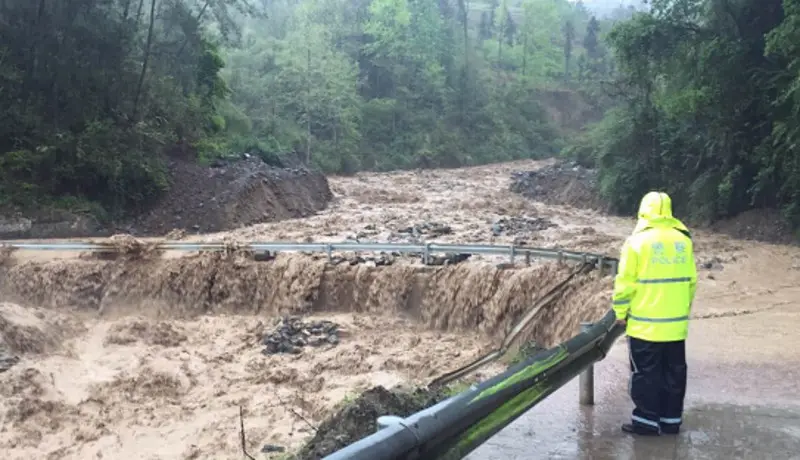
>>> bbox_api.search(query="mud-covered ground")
[2,159,800,459]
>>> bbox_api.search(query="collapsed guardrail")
[427,260,596,388]
[0,240,617,272]
[325,310,624,459]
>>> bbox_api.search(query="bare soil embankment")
[510,160,797,245]
[131,158,333,236]
[510,161,607,211]
[0,246,610,459]
[0,157,333,239]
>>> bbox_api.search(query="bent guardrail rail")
[324,310,625,460]
[0,240,618,272]
[427,260,596,388]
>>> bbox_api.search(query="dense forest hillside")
[0,0,621,221]
[220,0,627,174]
[564,0,800,229]
[11,0,799,234]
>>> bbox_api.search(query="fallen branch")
[276,391,318,433]
[239,406,255,460]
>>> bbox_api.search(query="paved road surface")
[468,307,800,459]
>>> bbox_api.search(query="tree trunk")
[522,31,528,76]
[306,47,311,166]
[175,0,211,60]
[497,11,504,77]
[132,0,157,122]
[135,0,145,27]
[459,0,470,121]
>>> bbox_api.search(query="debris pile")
[491,216,556,236]
[509,162,606,211]
[709,208,796,245]
[328,251,470,266]
[348,221,453,244]
[296,385,449,459]
[348,223,382,242]
[426,253,471,266]
[261,317,341,355]
[330,253,398,267]
[132,156,333,235]
[397,222,453,238]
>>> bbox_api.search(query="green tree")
[0,0,629,220]
[563,20,575,81]
[565,0,800,228]
[583,16,600,59]
[0,0,253,217]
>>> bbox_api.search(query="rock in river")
[261,316,341,355]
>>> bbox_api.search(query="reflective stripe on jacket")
[613,192,698,342]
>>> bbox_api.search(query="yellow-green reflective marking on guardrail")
[455,380,552,452]
[468,346,568,405]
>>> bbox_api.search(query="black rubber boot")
[621,423,660,436]
[660,424,680,435]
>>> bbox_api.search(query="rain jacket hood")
[632,191,689,235]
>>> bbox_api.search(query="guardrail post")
[598,257,606,276]
[509,244,516,264]
[579,322,595,405]
[423,243,431,265]
[326,244,333,262]
[525,250,531,266]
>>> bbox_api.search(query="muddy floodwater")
[2,160,800,459]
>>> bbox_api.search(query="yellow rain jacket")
[612,192,697,342]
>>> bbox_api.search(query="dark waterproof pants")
[628,337,687,434]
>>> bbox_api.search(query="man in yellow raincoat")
[612,191,697,435]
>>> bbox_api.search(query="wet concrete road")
[467,336,800,460]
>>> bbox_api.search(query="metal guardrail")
[0,240,618,272]
[427,260,596,389]
[324,310,625,460]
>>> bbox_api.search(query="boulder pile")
[397,221,453,238]
[261,317,341,355]
[491,216,556,236]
